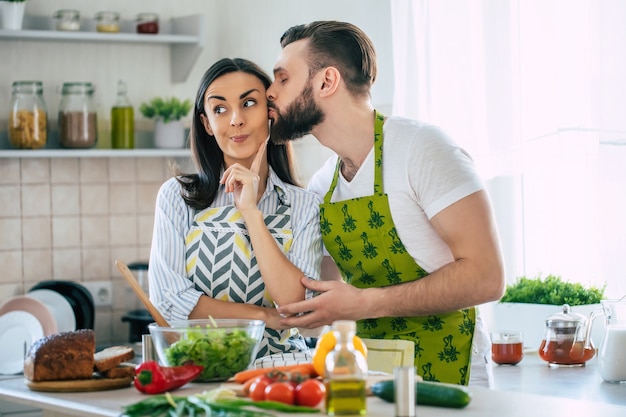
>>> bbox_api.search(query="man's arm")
[369,189,505,317]
[277,190,505,328]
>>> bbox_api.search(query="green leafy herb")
[121,389,321,417]
[165,325,257,381]
[139,97,192,123]
[500,274,605,305]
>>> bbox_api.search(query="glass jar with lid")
[136,12,159,34]
[58,82,98,148]
[95,11,120,33]
[8,81,48,149]
[53,9,80,31]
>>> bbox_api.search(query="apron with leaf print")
[185,186,308,358]
[320,111,475,385]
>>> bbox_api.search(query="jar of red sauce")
[136,13,159,34]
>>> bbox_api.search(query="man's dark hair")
[280,21,377,97]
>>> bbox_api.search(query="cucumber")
[369,380,471,408]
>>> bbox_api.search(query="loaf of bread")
[23,329,95,382]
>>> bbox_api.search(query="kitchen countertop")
[492,350,626,406]
[0,352,625,416]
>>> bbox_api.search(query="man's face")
[267,40,324,143]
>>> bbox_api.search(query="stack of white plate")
[0,295,58,376]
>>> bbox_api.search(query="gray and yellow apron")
[184,185,308,357]
[320,111,475,385]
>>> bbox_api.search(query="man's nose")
[266,83,276,101]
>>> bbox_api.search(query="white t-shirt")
[308,116,484,273]
[307,116,493,387]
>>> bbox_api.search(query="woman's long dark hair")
[178,58,299,210]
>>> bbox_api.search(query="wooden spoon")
[115,260,170,328]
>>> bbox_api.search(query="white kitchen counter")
[1,371,625,417]
[492,350,626,406]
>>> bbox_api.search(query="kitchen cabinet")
[0,14,204,83]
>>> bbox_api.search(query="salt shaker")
[394,366,416,417]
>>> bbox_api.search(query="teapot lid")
[545,304,587,328]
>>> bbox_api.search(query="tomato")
[312,331,368,377]
[248,375,272,401]
[295,378,326,407]
[264,381,295,405]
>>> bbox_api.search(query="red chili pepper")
[133,361,204,394]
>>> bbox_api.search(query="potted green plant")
[0,0,27,30]
[139,97,192,148]
[489,274,606,349]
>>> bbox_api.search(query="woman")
[148,58,323,358]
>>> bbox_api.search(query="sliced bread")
[94,346,135,373]
[100,362,136,379]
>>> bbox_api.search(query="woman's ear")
[200,113,214,136]
[319,67,341,97]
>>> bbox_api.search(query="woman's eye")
[243,99,256,108]
[213,106,226,114]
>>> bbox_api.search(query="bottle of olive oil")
[111,80,134,149]
[325,320,367,416]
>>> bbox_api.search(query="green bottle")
[111,80,134,149]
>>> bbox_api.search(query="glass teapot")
[538,304,596,367]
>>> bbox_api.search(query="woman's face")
[201,71,269,168]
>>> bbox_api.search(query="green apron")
[320,111,475,385]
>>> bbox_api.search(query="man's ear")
[200,113,214,136]
[318,67,341,97]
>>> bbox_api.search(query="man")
[266,21,505,386]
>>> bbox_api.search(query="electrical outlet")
[84,281,113,306]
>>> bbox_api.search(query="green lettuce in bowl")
[149,319,264,381]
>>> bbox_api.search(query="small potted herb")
[500,274,605,306]
[139,97,192,148]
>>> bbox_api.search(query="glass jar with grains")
[95,11,120,33]
[58,82,98,148]
[8,81,48,149]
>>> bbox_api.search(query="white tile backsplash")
[80,183,110,215]
[20,159,50,184]
[22,217,51,250]
[0,185,21,217]
[0,159,20,184]
[51,184,80,215]
[21,184,51,217]
[0,218,21,250]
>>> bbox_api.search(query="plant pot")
[0,1,26,30]
[153,119,185,148]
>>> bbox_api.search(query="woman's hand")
[221,139,268,211]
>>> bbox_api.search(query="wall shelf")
[0,14,204,83]
[0,148,191,158]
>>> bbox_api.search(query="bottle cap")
[394,366,416,417]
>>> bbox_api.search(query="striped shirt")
[148,168,323,321]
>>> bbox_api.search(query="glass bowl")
[148,319,265,382]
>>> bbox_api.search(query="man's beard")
[270,82,324,144]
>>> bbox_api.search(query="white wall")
[1,0,393,181]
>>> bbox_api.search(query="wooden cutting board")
[26,376,133,392]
